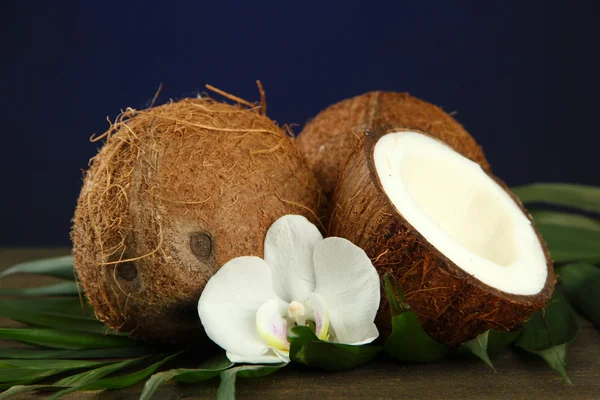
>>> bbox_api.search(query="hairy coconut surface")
[297,91,489,198]
[72,98,322,343]
[329,126,554,346]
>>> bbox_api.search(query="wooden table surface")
[1,248,599,399]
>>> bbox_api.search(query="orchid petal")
[227,348,289,364]
[197,256,282,364]
[267,347,292,363]
[347,324,379,346]
[313,237,380,344]
[256,299,290,351]
[308,292,330,341]
[264,215,323,302]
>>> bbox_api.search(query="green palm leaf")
[0,282,79,297]
[0,328,136,349]
[513,183,600,213]
[0,256,74,280]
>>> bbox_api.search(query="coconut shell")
[297,91,489,198]
[329,126,555,346]
[72,98,322,343]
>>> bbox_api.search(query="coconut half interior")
[374,131,547,295]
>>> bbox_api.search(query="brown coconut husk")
[329,126,555,346]
[72,93,323,343]
[297,91,490,199]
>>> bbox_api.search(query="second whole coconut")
[297,91,489,199]
[72,97,322,343]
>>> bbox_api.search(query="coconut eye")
[190,232,213,260]
[116,261,138,281]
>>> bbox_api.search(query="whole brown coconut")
[330,126,555,346]
[72,97,322,343]
[297,91,490,198]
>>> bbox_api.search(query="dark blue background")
[0,1,592,246]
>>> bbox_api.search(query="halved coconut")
[330,126,555,346]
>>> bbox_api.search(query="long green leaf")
[457,329,520,367]
[0,255,74,280]
[537,344,572,384]
[382,276,449,363]
[383,274,408,315]
[385,311,450,363]
[486,329,521,356]
[173,356,234,383]
[140,354,233,400]
[460,331,494,371]
[0,359,110,369]
[0,357,153,398]
[529,210,600,231]
[0,368,67,386]
[536,223,600,263]
[0,347,156,359]
[0,328,136,349]
[0,301,110,334]
[53,356,149,386]
[0,360,110,385]
[288,326,381,371]
[515,291,579,383]
[516,291,579,350]
[47,352,181,399]
[1,298,94,319]
[0,368,66,384]
[557,263,600,329]
[0,282,79,297]
[217,364,285,400]
[513,183,600,214]
[0,385,46,400]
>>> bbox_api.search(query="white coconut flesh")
[373,131,547,296]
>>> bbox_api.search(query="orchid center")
[288,301,306,325]
[256,293,331,353]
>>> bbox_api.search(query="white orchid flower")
[198,215,380,364]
